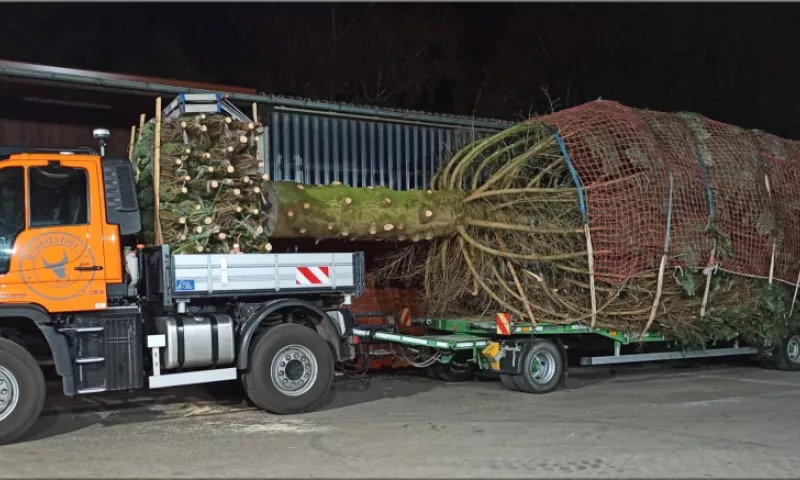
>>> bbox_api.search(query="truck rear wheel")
[510,340,564,394]
[243,323,334,415]
[0,337,45,445]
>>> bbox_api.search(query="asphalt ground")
[1,360,799,478]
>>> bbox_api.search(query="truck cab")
[0,150,131,314]
[0,147,364,445]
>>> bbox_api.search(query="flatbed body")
[138,247,364,303]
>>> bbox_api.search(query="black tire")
[243,323,334,415]
[512,340,565,394]
[772,334,800,371]
[428,361,475,382]
[499,373,521,391]
[0,337,46,445]
[424,365,442,380]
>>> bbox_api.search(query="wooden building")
[0,59,256,157]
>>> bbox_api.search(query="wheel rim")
[270,345,318,397]
[0,366,20,422]
[530,350,557,384]
[787,335,800,364]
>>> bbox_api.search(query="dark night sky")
[0,3,798,137]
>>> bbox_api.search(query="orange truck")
[0,138,366,444]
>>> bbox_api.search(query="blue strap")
[545,124,588,223]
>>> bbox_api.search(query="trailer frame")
[351,312,763,392]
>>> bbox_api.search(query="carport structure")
[0,59,510,189]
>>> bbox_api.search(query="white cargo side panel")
[172,252,356,294]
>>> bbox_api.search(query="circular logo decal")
[18,232,96,301]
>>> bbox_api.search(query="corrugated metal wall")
[264,108,508,190]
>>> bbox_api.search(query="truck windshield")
[0,166,24,275]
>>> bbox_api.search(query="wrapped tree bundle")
[132,114,275,253]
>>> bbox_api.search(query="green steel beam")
[417,317,669,344]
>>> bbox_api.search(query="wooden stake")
[584,223,598,327]
[641,254,667,337]
[138,114,146,141]
[128,125,137,161]
[495,232,537,325]
[789,269,800,318]
[765,174,777,285]
[700,245,716,318]
[153,97,164,245]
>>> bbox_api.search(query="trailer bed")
[351,315,758,368]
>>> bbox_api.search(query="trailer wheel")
[427,361,475,382]
[512,340,564,394]
[772,334,800,371]
[499,374,521,391]
[243,323,334,415]
[0,337,45,445]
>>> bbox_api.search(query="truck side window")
[28,165,89,228]
[0,167,25,275]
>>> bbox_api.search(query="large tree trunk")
[267,181,464,241]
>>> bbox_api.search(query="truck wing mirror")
[101,157,141,236]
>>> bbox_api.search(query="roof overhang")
[0,59,256,97]
[0,59,512,131]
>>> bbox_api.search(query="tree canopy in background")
[0,3,798,137]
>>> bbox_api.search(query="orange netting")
[538,100,800,288]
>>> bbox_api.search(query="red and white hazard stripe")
[399,308,411,327]
[496,312,512,336]
[295,266,331,285]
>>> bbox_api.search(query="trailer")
[351,313,800,392]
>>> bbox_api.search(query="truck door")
[0,158,109,313]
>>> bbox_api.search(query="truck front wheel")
[243,323,334,415]
[0,337,46,445]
